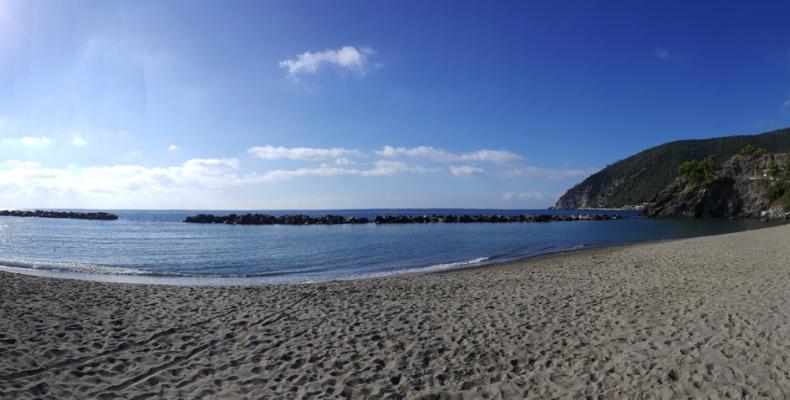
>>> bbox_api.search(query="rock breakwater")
[0,210,118,221]
[184,213,626,225]
[183,213,370,225]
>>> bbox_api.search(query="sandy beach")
[2,224,790,399]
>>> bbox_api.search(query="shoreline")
[3,223,790,397]
[0,238,692,287]
[0,219,776,287]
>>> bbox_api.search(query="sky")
[1,0,790,210]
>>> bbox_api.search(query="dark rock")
[642,153,790,218]
[185,213,627,226]
[0,210,118,221]
[184,213,370,225]
[372,213,625,224]
[555,127,790,210]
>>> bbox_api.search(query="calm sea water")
[0,209,783,285]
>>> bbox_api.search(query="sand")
[2,223,790,399]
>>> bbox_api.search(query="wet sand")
[2,223,790,399]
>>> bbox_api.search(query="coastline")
[3,223,790,398]
[0,240,694,286]
[1,218,783,286]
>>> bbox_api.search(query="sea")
[0,209,783,285]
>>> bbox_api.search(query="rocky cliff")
[555,127,790,209]
[641,153,790,218]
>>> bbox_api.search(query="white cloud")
[655,47,670,60]
[360,160,438,176]
[376,145,523,164]
[248,145,361,161]
[449,165,485,176]
[505,166,598,181]
[0,158,252,209]
[168,144,181,151]
[375,145,593,181]
[177,158,241,184]
[71,136,88,146]
[460,149,523,164]
[17,136,52,146]
[279,46,373,77]
[256,160,437,182]
[0,158,243,199]
[376,145,454,161]
[335,157,354,166]
[0,155,442,202]
[783,99,790,108]
[256,164,358,183]
[502,191,554,201]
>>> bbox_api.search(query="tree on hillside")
[766,160,779,179]
[678,155,718,184]
[739,144,767,157]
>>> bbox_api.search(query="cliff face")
[555,127,790,209]
[641,154,790,218]
[555,174,637,209]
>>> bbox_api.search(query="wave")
[0,241,600,285]
[419,256,491,272]
[0,240,599,285]
[0,259,357,282]
[0,256,497,287]
[349,256,492,280]
[0,260,168,277]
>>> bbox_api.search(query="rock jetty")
[183,213,625,225]
[373,214,625,224]
[0,210,119,220]
[183,213,370,225]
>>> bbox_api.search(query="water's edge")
[0,220,781,286]
[1,207,785,286]
[0,245,588,286]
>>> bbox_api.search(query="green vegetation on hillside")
[765,181,790,210]
[739,144,767,157]
[556,127,790,208]
[677,155,718,184]
[765,181,785,200]
[766,160,779,178]
[762,158,790,209]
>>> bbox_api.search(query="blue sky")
[1,0,790,209]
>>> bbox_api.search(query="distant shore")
[3,224,790,398]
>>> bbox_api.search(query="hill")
[555,127,790,209]
[641,152,790,218]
